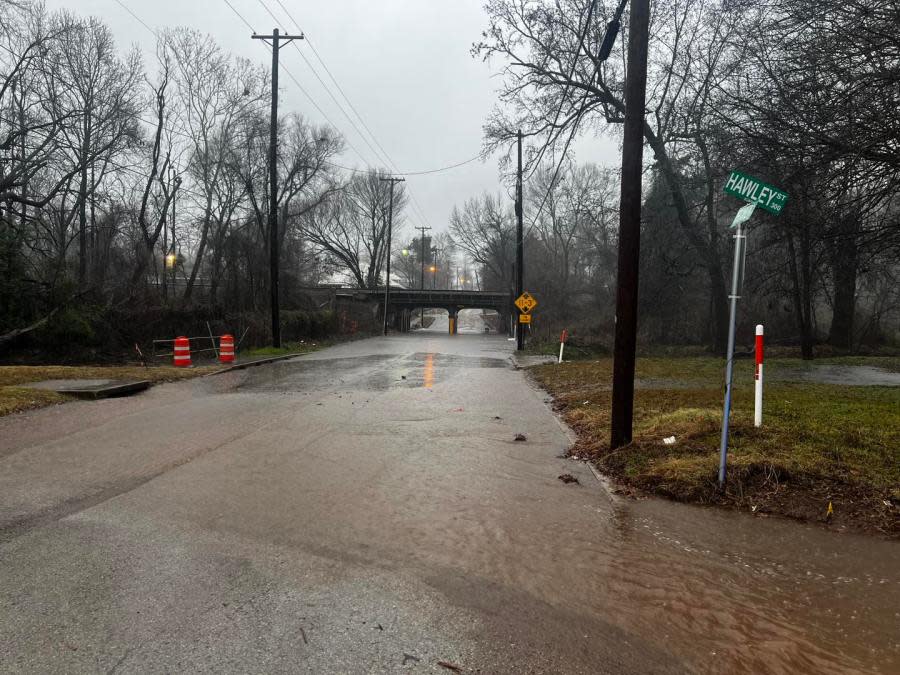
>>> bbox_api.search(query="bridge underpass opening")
[412,308,449,332]
[457,308,500,334]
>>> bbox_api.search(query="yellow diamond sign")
[514,292,537,314]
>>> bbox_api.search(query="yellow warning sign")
[519,314,531,324]
[514,292,538,314]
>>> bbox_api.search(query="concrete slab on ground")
[22,379,150,399]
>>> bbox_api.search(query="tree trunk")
[78,139,89,284]
[184,218,211,301]
[650,134,729,353]
[707,258,730,354]
[786,230,814,360]
[827,232,858,351]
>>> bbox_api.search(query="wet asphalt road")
[0,332,897,674]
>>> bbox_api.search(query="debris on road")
[514,433,527,441]
[558,473,579,484]
[402,653,420,665]
[663,436,676,445]
[437,660,462,672]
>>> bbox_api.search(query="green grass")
[532,356,900,535]
[0,364,220,417]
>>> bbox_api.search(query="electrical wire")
[253,0,436,229]
[114,0,485,233]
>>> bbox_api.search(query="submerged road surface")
[0,334,897,673]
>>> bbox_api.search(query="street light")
[429,265,437,289]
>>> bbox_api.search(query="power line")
[321,152,485,177]
[220,0,371,168]
[267,0,399,173]
[222,0,254,32]
[254,0,388,170]
[112,0,159,37]
[254,0,435,230]
[115,0,474,230]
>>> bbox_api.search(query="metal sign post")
[717,171,788,488]
[717,203,754,487]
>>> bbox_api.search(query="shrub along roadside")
[531,357,900,537]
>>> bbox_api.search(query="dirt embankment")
[531,357,900,538]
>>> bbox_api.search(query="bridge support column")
[448,308,457,335]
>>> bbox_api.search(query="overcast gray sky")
[49,0,619,238]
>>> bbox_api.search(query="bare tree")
[476,0,746,351]
[300,170,403,289]
[450,193,515,293]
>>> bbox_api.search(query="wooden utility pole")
[515,129,525,351]
[610,0,651,449]
[414,224,431,326]
[414,225,432,291]
[252,28,304,347]
[379,176,405,335]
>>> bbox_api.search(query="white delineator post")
[754,324,764,427]
[558,329,568,364]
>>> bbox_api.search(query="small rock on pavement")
[514,433,527,441]
[558,473,579,485]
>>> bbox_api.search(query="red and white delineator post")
[754,324,764,427]
[558,329,569,364]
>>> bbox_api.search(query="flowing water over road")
[0,333,896,673]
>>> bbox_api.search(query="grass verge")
[0,342,326,418]
[0,364,218,417]
[531,356,900,537]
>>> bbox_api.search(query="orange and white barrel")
[173,336,191,367]
[219,334,235,364]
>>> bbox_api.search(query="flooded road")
[0,334,896,673]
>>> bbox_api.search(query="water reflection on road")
[246,335,899,673]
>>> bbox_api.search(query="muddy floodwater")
[0,328,896,673]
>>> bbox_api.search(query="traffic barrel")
[219,334,235,364]
[173,336,191,367]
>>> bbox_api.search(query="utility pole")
[415,224,431,325]
[379,176,405,336]
[515,129,525,351]
[610,0,651,449]
[252,28,303,348]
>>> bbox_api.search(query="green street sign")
[723,170,788,215]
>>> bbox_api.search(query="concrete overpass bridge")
[336,288,512,334]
